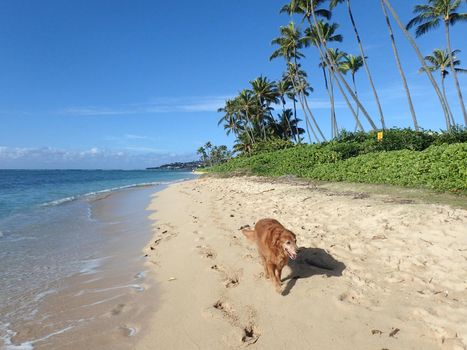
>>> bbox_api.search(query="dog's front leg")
[273,268,283,293]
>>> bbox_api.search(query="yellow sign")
[377,131,384,141]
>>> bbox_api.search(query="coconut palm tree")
[304,20,343,137]
[381,0,451,129]
[421,48,467,125]
[273,109,306,140]
[285,62,326,142]
[277,79,298,141]
[340,54,364,130]
[236,90,258,144]
[407,0,467,125]
[318,48,347,136]
[329,0,387,129]
[381,1,420,130]
[250,76,279,140]
[270,22,302,129]
[218,99,241,138]
[284,0,378,130]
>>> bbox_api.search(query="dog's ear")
[271,228,284,248]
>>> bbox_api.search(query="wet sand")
[139,176,467,350]
[2,186,161,349]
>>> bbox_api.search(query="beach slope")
[139,177,467,350]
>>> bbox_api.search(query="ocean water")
[0,169,196,349]
[0,169,194,221]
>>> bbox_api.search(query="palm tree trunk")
[441,74,455,126]
[445,21,467,125]
[328,69,338,137]
[352,73,361,131]
[306,4,378,130]
[298,93,318,143]
[303,92,327,141]
[292,96,300,143]
[322,66,336,138]
[381,0,451,130]
[282,98,295,142]
[380,0,419,131]
[333,72,365,131]
[346,0,386,130]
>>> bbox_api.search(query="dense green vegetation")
[207,129,467,193]
[207,1,467,193]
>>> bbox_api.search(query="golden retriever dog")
[242,218,298,293]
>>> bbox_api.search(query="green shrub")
[250,138,294,155]
[209,142,467,193]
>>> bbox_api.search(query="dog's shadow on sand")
[282,247,346,296]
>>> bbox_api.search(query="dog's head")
[280,230,298,260]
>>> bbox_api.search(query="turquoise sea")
[0,169,196,349]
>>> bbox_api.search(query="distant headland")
[146,161,203,171]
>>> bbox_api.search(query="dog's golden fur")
[243,218,298,293]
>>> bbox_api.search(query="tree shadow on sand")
[282,247,346,296]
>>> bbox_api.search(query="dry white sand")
[138,176,467,350]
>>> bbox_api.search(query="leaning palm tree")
[284,0,378,130]
[330,0,387,129]
[380,0,451,129]
[381,1,419,130]
[304,20,343,137]
[286,62,326,142]
[319,48,347,136]
[340,54,364,130]
[270,22,310,142]
[276,79,297,141]
[421,48,467,125]
[407,0,467,124]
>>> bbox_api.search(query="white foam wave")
[39,177,191,208]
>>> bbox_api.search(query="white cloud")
[59,95,232,116]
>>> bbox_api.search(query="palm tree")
[285,62,326,142]
[318,48,347,136]
[270,22,305,63]
[274,109,306,140]
[284,0,378,130]
[277,79,297,141]
[407,0,467,125]
[250,76,279,140]
[421,48,467,125]
[271,23,326,143]
[329,0,387,129]
[218,99,241,138]
[381,0,451,129]
[340,54,364,130]
[381,0,419,130]
[304,20,343,137]
[270,22,302,136]
[236,90,258,144]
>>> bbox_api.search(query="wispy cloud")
[59,95,232,116]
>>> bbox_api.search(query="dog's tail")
[242,229,256,242]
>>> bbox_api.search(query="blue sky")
[0,0,465,169]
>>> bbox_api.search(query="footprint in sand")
[198,246,217,259]
[210,264,241,288]
[111,303,125,316]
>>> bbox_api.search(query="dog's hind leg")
[242,229,256,242]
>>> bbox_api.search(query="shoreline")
[1,185,163,350]
[140,176,467,349]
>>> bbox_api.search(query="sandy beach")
[139,176,467,350]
